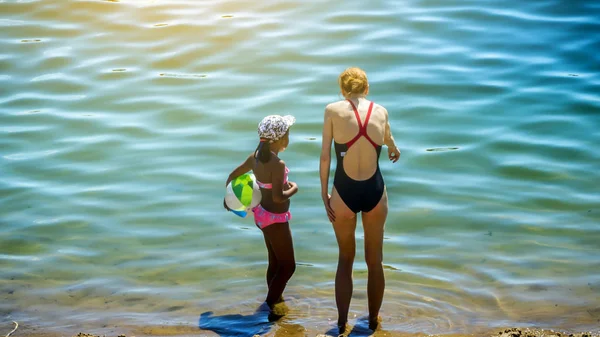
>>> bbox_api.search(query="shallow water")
[1,0,600,336]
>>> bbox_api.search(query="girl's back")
[253,154,291,214]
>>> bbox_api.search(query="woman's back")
[326,97,388,181]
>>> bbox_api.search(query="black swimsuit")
[333,99,385,213]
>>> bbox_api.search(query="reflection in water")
[199,307,274,337]
[199,305,309,337]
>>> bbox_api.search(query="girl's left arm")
[225,153,254,186]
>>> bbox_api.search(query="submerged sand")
[4,322,599,337]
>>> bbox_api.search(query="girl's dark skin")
[224,132,298,310]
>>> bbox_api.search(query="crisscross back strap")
[346,100,378,149]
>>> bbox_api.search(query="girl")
[224,115,298,316]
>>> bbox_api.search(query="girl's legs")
[330,187,358,332]
[262,222,296,308]
[263,236,278,292]
[361,189,388,330]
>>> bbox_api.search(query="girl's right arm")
[271,160,298,203]
[225,153,254,186]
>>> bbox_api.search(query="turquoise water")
[1,0,600,336]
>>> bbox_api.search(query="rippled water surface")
[1,0,600,336]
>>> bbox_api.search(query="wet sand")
[4,321,599,337]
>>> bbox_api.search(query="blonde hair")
[338,67,368,98]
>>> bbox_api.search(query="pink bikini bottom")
[252,204,292,230]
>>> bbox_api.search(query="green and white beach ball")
[225,173,262,217]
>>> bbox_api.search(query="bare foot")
[368,315,381,330]
[267,302,289,321]
[337,321,349,336]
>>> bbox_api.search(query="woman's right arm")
[383,108,401,163]
[320,106,336,222]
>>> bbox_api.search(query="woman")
[319,67,400,332]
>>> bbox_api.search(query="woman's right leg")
[262,222,296,307]
[330,187,358,330]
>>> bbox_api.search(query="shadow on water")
[199,305,276,337]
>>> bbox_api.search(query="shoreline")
[5,322,599,337]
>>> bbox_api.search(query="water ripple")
[1,0,600,335]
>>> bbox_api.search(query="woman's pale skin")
[319,85,400,331]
